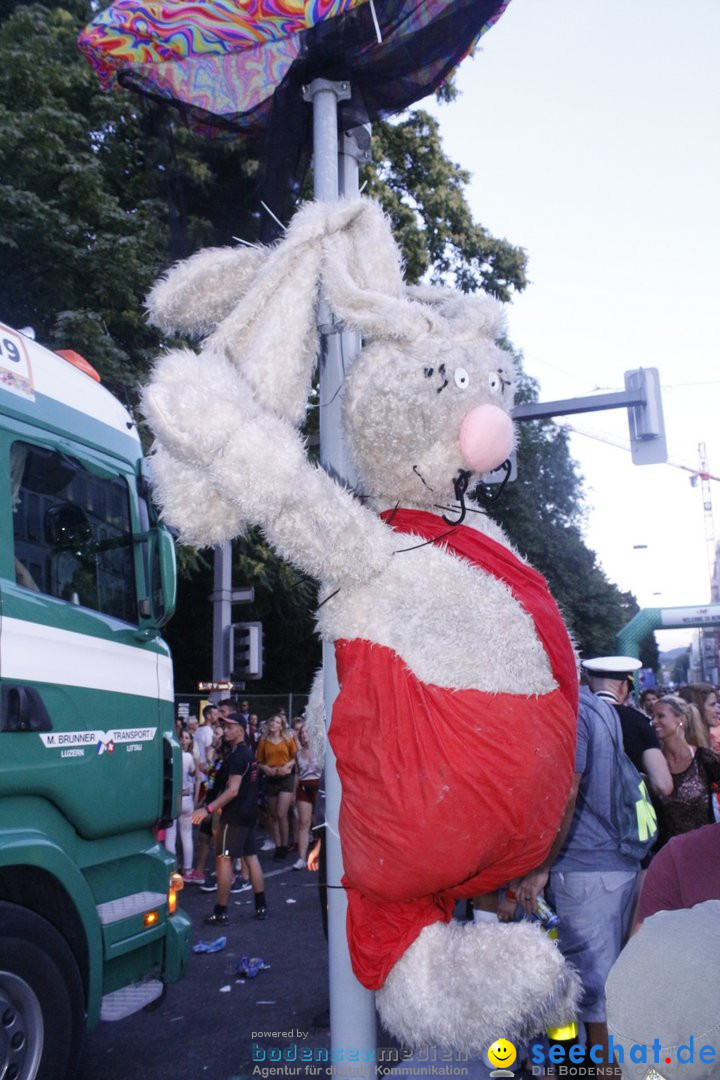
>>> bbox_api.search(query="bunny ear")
[209,208,328,426]
[211,198,440,422]
[406,284,507,340]
[320,199,436,342]
[208,199,386,425]
[146,245,268,337]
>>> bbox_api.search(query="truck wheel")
[0,902,84,1080]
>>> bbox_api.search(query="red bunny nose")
[458,403,514,473]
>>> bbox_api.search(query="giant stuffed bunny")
[142,198,580,1053]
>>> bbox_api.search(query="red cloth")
[329,510,578,990]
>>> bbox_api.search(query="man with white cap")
[582,656,672,798]
[512,657,652,1071]
[606,901,720,1080]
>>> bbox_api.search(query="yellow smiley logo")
[487,1039,517,1070]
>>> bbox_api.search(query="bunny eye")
[454,368,470,390]
[488,372,501,394]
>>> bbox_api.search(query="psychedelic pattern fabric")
[80,1,369,90]
[78,0,511,137]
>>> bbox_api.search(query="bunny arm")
[142,346,396,591]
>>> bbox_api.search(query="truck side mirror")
[44,503,92,549]
[138,525,177,636]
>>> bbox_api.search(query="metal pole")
[303,77,376,1062]
[211,542,232,697]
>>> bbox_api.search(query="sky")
[424,0,720,653]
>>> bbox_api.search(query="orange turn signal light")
[168,872,184,915]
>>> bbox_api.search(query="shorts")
[216,822,258,860]
[265,774,294,796]
[296,778,321,806]
[547,869,638,1023]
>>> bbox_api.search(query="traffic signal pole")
[210,543,255,697]
[513,367,667,465]
[303,77,377,1064]
[211,541,233,688]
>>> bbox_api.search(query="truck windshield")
[11,440,137,624]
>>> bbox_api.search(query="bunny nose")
[458,403,514,474]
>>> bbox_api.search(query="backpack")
[580,689,658,861]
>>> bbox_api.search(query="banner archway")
[618,604,720,657]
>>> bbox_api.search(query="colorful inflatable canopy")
[78,0,510,138]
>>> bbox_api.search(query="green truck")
[0,321,191,1080]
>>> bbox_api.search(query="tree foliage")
[0,3,167,396]
[670,650,690,686]
[0,1,260,400]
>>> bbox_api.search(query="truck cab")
[0,322,191,1080]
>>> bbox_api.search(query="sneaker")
[255,907,268,920]
[230,877,252,894]
[199,879,217,893]
[204,911,229,926]
[292,858,305,871]
[184,869,206,884]
[272,846,288,861]
[260,840,275,852]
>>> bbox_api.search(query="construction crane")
[695,442,719,603]
[563,423,720,681]
[694,442,719,682]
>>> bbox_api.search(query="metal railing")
[175,692,309,723]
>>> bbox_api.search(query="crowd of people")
[166,698,322,927]
[502,661,720,1076]
[164,674,720,1074]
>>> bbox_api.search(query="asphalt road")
[76,847,510,1080]
[77,848,335,1080]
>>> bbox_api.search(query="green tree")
[670,650,690,686]
[0,2,265,394]
[0,3,169,394]
[639,632,660,674]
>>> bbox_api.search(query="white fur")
[147,245,267,338]
[142,196,579,1051]
[377,921,581,1054]
[302,668,326,769]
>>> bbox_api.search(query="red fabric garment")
[329,509,578,990]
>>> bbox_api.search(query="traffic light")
[624,367,667,465]
[229,621,263,680]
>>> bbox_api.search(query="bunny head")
[312,204,517,508]
[340,290,516,508]
[145,199,516,482]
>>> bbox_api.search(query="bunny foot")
[376,919,580,1055]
